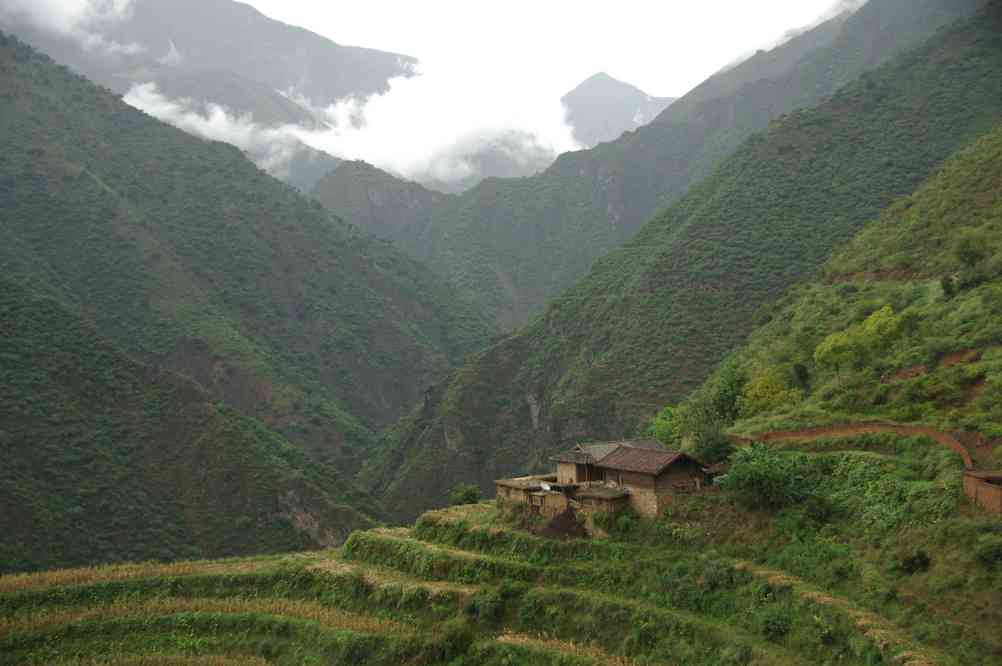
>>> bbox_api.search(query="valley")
[1,0,1001,663]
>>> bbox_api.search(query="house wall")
[529,491,568,519]
[495,484,529,506]
[557,463,578,485]
[964,474,1002,514]
[654,460,704,495]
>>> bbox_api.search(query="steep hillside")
[679,123,1002,449]
[0,31,493,560]
[561,72,675,147]
[314,0,984,329]
[368,2,1002,519]
[2,0,414,123]
[0,276,378,574]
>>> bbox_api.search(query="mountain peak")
[562,72,675,147]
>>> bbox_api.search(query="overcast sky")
[243,0,847,98]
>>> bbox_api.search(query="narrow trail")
[730,422,974,470]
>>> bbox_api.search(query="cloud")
[285,56,582,185]
[0,0,144,55]
[123,82,303,179]
[126,54,582,189]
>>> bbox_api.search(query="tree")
[738,367,802,417]
[721,444,807,509]
[448,483,481,506]
[814,330,856,377]
[649,405,682,446]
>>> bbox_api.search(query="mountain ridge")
[313,0,986,331]
[367,0,1002,520]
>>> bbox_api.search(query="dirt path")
[731,422,974,470]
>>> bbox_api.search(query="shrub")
[721,444,809,509]
[975,535,1002,568]
[894,549,932,575]
[434,618,475,660]
[448,483,481,506]
[761,609,792,642]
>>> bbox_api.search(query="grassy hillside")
[313,0,985,329]
[0,33,491,570]
[5,496,998,664]
[673,122,1002,453]
[368,2,1002,520]
[0,276,377,573]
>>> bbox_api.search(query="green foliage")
[975,535,1002,568]
[722,445,809,509]
[814,330,857,376]
[373,3,1002,520]
[894,549,932,575]
[704,123,1002,443]
[739,367,802,417]
[648,405,682,446]
[0,32,496,570]
[449,484,482,506]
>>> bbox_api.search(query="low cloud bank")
[0,0,144,55]
[284,56,581,185]
[123,82,304,179]
[123,55,582,189]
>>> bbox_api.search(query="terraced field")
[2,500,970,666]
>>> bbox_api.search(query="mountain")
[686,121,1002,447]
[0,276,379,573]
[561,72,675,147]
[0,0,414,191]
[0,31,493,569]
[365,1,1002,520]
[313,0,986,330]
[2,0,414,122]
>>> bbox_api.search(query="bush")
[761,609,792,642]
[721,444,809,509]
[975,535,1002,568]
[894,548,932,575]
[434,618,475,660]
[448,483,481,506]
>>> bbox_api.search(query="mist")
[0,0,143,55]
[285,56,580,185]
[123,54,582,190]
[123,82,305,179]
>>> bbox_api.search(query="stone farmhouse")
[495,440,712,523]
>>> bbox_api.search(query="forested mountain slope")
[314,0,984,329]
[0,276,379,574]
[0,32,492,559]
[683,122,1002,449]
[367,2,1002,520]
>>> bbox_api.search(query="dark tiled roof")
[551,439,666,465]
[597,448,702,476]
